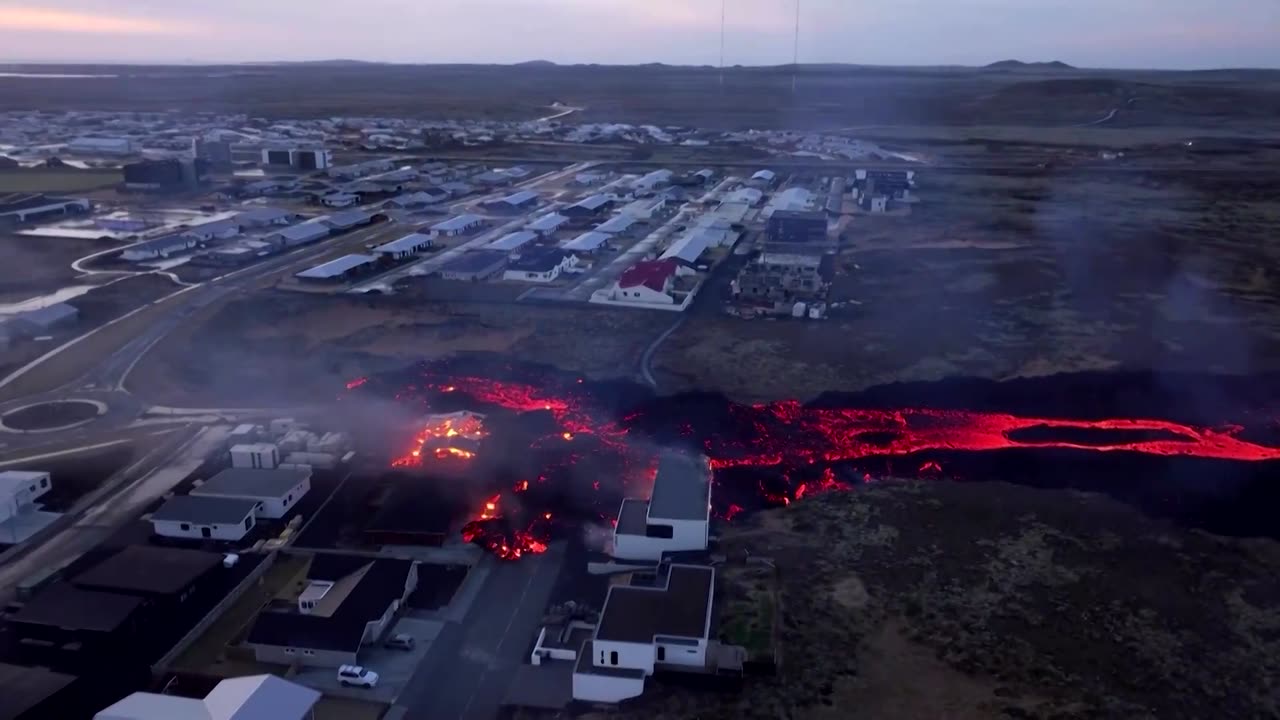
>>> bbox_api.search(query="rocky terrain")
[577,481,1280,720]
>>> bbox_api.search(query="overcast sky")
[1,0,1277,68]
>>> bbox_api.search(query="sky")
[1,0,1277,69]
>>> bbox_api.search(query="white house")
[151,495,258,541]
[0,471,51,524]
[191,467,312,520]
[0,471,59,543]
[95,674,320,720]
[429,214,485,237]
[572,564,717,703]
[373,233,434,260]
[606,259,679,305]
[525,212,570,236]
[612,452,711,562]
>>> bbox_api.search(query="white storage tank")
[231,443,279,470]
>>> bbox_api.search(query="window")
[646,523,674,539]
[284,648,295,654]
[244,517,252,530]
[657,646,666,662]
[40,478,48,488]
[610,651,618,666]
[180,523,191,531]
[304,649,315,656]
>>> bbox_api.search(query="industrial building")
[261,147,332,171]
[429,214,485,237]
[191,467,312,519]
[121,234,199,262]
[96,674,320,720]
[503,248,576,282]
[438,250,508,281]
[295,254,380,282]
[373,233,435,259]
[612,452,712,561]
[150,495,259,541]
[735,251,833,304]
[659,232,712,267]
[0,193,91,226]
[244,553,419,668]
[191,136,233,169]
[122,158,204,192]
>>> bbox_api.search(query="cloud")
[0,5,196,34]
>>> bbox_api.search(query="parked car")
[384,633,415,651]
[337,665,379,688]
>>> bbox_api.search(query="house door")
[201,527,212,538]
[657,646,666,662]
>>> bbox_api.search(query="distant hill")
[513,60,557,68]
[987,60,1076,70]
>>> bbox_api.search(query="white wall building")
[68,137,135,155]
[151,495,258,541]
[0,471,51,524]
[572,564,717,703]
[612,452,712,562]
[231,443,279,470]
[191,467,312,520]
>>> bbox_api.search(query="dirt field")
[128,291,670,407]
[655,168,1280,401]
[555,481,1280,720]
[0,232,121,303]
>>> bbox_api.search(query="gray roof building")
[151,495,260,525]
[648,452,712,521]
[562,231,610,252]
[429,214,485,233]
[486,230,538,251]
[12,303,78,330]
[294,254,379,280]
[193,468,311,501]
[267,223,329,246]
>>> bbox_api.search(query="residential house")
[428,214,485,237]
[608,259,679,305]
[95,674,320,720]
[121,234,198,262]
[234,207,299,228]
[373,233,434,260]
[244,554,419,668]
[0,471,58,544]
[502,248,576,283]
[438,250,508,281]
[72,545,225,614]
[191,468,312,519]
[264,223,329,249]
[182,219,241,243]
[150,495,259,541]
[525,213,569,237]
[612,452,712,561]
[7,583,145,660]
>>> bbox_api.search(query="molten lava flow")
[461,493,552,560]
[393,411,487,468]
[374,370,1280,559]
[346,377,369,390]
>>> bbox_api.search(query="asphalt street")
[398,541,568,720]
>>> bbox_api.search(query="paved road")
[0,220,399,454]
[397,541,567,720]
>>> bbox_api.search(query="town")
[0,108,916,720]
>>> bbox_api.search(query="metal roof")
[525,213,568,232]
[659,232,711,265]
[152,495,259,524]
[295,254,378,279]
[594,565,714,644]
[193,468,311,501]
[752,169,777,181]
[321,210,374,228]
[572,194,611,211]
[562,231,609,251]
[431,214,484,232]
[270,224,329,243]
[497,190,538,206]
[74,546,223,595]
[234,207,295,225]
[595,215,639,234]
[374,233,434,254]
[485,231,538,251]
[203,675,321,720]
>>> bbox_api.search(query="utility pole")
[792,0,801,93]
[719,0,727,89]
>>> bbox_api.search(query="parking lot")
[292,616,445,704]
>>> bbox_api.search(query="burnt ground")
[556,482,1280,720]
